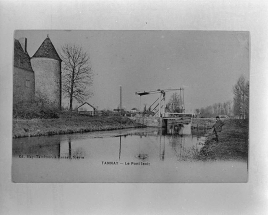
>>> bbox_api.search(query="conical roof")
[14,39,34,71]
[32,36,62,61]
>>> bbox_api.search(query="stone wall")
[13,67,35,104]
[31,58,61,109]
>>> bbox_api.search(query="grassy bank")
[196,119,248,160]
[191,118,216,129]
[13,114,146,138]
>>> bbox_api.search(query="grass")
[191,118,216,129]
[196,119,249,160]
[13,99,60,119]
[13,114,146,138]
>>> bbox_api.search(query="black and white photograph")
[1,1,268,214]
[12,30,249,183]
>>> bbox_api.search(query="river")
[12,127,247,183]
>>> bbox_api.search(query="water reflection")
[159,135,165,161]
[119,136,121,160]
[136,154,149,160]
[12,127,248,182]
[13,136,62,158]
[13,136,86,159]
[68,138,71,158]
[13,126,206,161]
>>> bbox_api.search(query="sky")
[15,30,249,112]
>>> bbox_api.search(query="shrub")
[13,98,60,119]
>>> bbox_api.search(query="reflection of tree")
[135,139,149,161]
[12,136,61,157]
[119,136,121,160]
[72,147,85,157]
[68,138,71,158]
[168,135,196,161]
[136,154,148,160]
[66,138,85,158]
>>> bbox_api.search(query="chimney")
[18,38,27,53]
[120,85,122,111]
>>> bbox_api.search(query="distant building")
[130,108,139,113]
[31,35,62,109]
[13,35,62,109]
[13,38,35,104]
[77,102,96,116]
[113,108,125,112]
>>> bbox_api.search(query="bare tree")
[166,92,183,113]
[233,75,249,119]
[197,100,233,118]
[61,44,93,110]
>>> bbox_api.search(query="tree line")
[194,75,249,119]
[195,101,233,118]
[233,75,249,119]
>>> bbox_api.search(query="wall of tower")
[13,67,35,105]
[31,58,61,109]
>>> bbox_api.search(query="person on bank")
[212,116,224,142]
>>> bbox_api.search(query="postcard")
[12,30,249,182]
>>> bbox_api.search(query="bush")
[13,100,60,119]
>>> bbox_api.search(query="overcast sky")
[15,30,249,111]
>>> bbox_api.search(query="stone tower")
[13,38,35,105]
[31,35,62,109]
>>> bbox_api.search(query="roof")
[32,36,62,61]
[14,39,34,72]
[77,102,96,110]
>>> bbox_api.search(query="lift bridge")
[135,88,193,134]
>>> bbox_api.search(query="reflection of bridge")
[162,113,193,135]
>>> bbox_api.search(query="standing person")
[212,116,224,142]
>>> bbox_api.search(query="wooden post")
[159,93,162,117]
[120,85,122,115]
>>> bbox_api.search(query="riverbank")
[192,118,216,129]
[13,114,146,138]
[197,119,248,160]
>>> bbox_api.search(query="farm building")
[77,102,96,116]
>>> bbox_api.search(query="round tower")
[31,35,62,109]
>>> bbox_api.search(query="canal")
[12,127,247,183]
